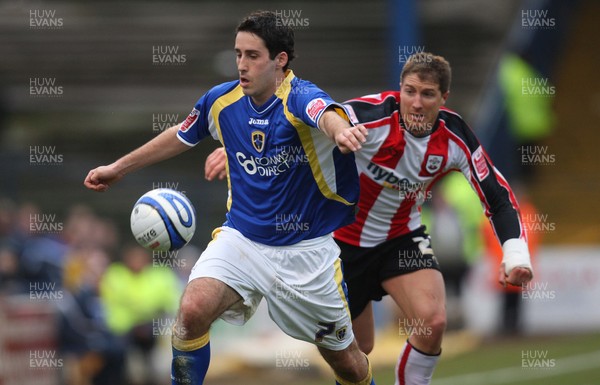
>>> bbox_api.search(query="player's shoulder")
[199,80,241,106]
[207,80,240,98]
[438,107,471,136]
[290,75,318,89]
[286,75,329,104]
[343,91,399,124]
[438,107,481,150]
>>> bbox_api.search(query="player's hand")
[205,147,227,181]
[335,124,368,154]
[84,165,123,192]
[499,264,533,288]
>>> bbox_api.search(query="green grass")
[284,332,600,385]
[430,333,600,385]
[208,332,600,384]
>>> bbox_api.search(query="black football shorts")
[336,226,441,319]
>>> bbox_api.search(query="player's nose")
[237,56,248,72]
[412,95,423,110]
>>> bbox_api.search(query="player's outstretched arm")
[319,109,367,154]
[84,125,190,192]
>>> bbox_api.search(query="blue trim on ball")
[137,196,187,250]
[159,192,195,228]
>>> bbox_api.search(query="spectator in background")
[61,246,126,385]
[0,243,26,294]
[498,51,556,182]
[0,198,28,293]
[100,244,180,385]
[56,204,125,384]
[15,202,69,286]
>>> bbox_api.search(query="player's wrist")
[501,238,533,276]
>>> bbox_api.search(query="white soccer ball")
[130,188,196,251]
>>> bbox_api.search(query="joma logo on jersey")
[252,130,265,152]
[248,118,269,126]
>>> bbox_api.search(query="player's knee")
[427,311,447,337]
[176,290,211,337]
[417,310,446,344]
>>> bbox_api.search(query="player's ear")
[275,52,288,70]
[441,91,449,105]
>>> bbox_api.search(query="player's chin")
[240,87,252,97]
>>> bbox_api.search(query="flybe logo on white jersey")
[248,118,269,125]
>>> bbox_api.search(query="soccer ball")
[130,188,196,251]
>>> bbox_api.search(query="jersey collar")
[399,115,441,138]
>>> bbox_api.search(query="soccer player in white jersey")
[84,11,376,385]
[205,52,533,385]
[334,52,532,385]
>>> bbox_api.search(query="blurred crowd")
[0,198,187,385]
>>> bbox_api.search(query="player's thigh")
[266,240,354,351]
[351,301,375,354]
[381,268,446,322]
[183,227,276,330]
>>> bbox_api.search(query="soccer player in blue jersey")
[84,10,375,385]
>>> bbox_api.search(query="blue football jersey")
[177,70,358,246]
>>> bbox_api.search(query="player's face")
[399,73,449,137]
[235,31,287,106]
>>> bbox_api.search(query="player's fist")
[335,124,368,154]
[499,264,533,288]
[205,147,227,181]
[84,165,122,192]
[499,238,533,288]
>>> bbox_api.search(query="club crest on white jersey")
[425,154,444,174]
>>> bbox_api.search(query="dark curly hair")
[236,10,296,71]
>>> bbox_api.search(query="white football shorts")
[188,226,354,351]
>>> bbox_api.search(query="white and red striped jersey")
[334,91,526,248]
